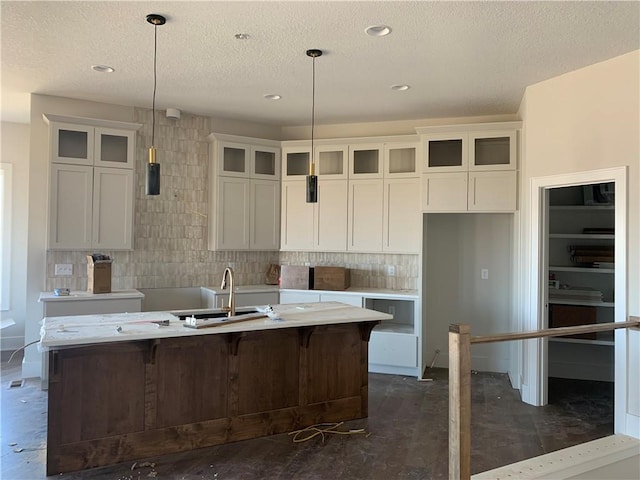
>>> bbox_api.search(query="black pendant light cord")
[152,22,158,147]
[311,54,316,156]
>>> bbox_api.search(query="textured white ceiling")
[2,1,639,126]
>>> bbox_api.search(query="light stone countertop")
[38,289,145,302]
[40,302,391,350]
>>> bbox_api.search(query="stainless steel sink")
[176,309,258,321]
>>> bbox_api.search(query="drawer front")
[369,332,417,367]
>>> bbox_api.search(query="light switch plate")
[54,263,73,276]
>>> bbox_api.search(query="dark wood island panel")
[46,321,378,474]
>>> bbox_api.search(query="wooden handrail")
[448,316,640,480]
[471,319,640,344]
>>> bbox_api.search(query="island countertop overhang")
[40,301,392,350]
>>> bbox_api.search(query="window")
[0,163,12,311]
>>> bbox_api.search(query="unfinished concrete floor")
[1,355,613,479]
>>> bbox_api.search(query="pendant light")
[145,13,166,196]
[306,49,322,203]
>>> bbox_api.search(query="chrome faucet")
[220,267,235,317]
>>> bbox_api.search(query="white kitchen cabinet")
[92,167,134,250]
[418,122,520,213]
[208,134,281,251]
[280,181,314,250]
[214,139,280,180]
[250,179,280,250]
[215,177,251,250]
[349,143,383,179]
[315,145,348,179]
[383,178,421,253]
[280,179,348,251]
[468,171,517,211]
[48,164,93,250]
[468,130,516,171]
[282,146,312,180]
[422,132,468,173]
[422,171,517,212]
[280,135,420,253]
[316,180,348,251]
[279,291,321,304]
[348,179,384,252]
[384,143,419,178]
[422,172,468,212]
[45,114,140,250]
[47,116,137,169]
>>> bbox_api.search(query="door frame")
[526,166,627,433]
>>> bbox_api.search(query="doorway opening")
[545,182,615,436]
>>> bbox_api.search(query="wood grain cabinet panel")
[46,321,378,475]
[152,336,229,428]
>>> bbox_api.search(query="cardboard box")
[280,265,313,290]
[549,304,596,339]
[314,266,350,291]
[87,255,112,294]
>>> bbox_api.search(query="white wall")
[423,213,513,373]
[519,50,639,434]
[0,122,30,351]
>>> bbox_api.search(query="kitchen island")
[40,302,390,474]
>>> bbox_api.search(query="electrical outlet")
[388,306,396,316]
[387,265,396,276]
[481,268,489,280]
[54,264,73,276]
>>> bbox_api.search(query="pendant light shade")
[306,49,322,203]
[145,13,166,196]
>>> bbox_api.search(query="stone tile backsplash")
[45,109,419,292]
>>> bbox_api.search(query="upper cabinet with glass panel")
[468,130,517,171]
[209,134,280,180]
[44,114,141,169]
[418,123,519,173]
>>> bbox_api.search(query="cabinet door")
[279,291,321,304]
[94,128,135,169]
[384,178,421,253]
[50,123,94,165]
[252,145,280,180]
[422,172,468,212]
[49,164,93,249]
[315,180,348,251]
[384,143,419,178]
[348,144,383,179]
[217,142,250,178]
[348,179,383,252]
[423,133,468,173]
[280,181,314,250]
[468,171,517,212]
[250,180,280,250]
[92,167,133,250]
[315,145,348,180]
[468,130,516,171]
[282,147,311,180]
[215,177,250,250]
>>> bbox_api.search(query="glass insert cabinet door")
[94,128,135,169]
[51,123,94,166]
[423,133,468,173]
[468,130,516,171]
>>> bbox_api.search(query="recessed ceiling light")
[264,94,282,100]
[91,64,114,73]
[365,25,392,37]
[391,84,410,91]
[235,33,250,40]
